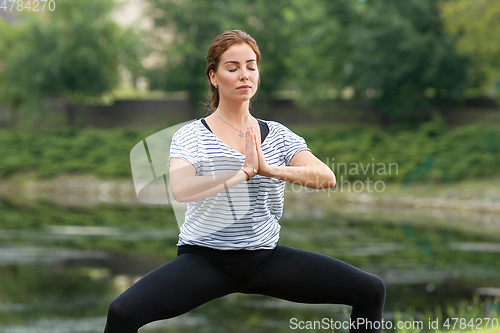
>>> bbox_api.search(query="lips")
[237,85,251,89]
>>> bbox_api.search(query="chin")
[232,95,253,103]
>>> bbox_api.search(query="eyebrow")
[223,59,256,65]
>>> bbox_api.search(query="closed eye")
[228,68,256,72]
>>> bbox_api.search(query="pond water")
[0,193,499,332]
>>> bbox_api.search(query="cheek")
[248,70,257,81]
[219,72,235,85]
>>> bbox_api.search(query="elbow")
[170,184,186,203]
[173,195,186,203]
[317,171,335,189]
[323,165,336,188]
[328,172,336,188]
[171,192,185,203]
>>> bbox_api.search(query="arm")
[252,122,335,189]
[169,126,260,202]
[169,157,254,202]
[261,150,336,189]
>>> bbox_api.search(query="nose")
[240,69,249,81]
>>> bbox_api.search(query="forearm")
[171,169,250,202]
[264,164,336,189]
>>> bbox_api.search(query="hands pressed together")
[242,126,270,180]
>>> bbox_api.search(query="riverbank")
[290,175,500,213]
[285,175,500,239]
[1,172,499,333]
[1,172,499,211]
[1,173,499,240]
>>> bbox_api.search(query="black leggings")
[104,244,386,333]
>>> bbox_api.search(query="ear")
[209,69,216,86]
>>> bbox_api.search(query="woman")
[104,29,385,333]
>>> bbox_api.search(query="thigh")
[111,251,237,324]
[243,245,383,307]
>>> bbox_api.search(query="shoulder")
[263,120,301,138]
[258,119,285,133]
[172,119,202,140]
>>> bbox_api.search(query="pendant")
[239,131,244,137]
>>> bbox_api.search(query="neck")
[215,98,252,125]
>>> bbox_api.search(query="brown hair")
[205,30,261,113]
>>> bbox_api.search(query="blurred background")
[0,0,499,332]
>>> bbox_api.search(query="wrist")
[242,166,257,180]
[260,165,277,178]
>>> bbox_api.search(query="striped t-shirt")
[167,118,311,250]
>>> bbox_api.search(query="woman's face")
[210,43,259,104]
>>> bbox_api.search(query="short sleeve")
[281,125,311,165]
[167,128,198,170]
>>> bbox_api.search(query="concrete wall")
[42,98,341,128]
[0,97,377,129]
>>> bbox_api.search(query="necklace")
[216,111,250,137]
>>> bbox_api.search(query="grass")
[389,295,500,333]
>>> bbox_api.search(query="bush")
[0,121,498,184]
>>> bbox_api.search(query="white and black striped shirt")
[167,118,310,250]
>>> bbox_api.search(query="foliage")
[440,0,500,102]
[1,0,494,129]
[144,0,311,117]
[0,127,143,179]
[302,120,500,184]
[287,0,469,126]
[0,18,28,114]
[0,0,140,128]
[393,295,500,333]
[143,0,472,126]
[0,120,498,184]
[117,27,149,90]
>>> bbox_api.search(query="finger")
[251,127,258,146]
[248,130,254,148]
[246,128,252,152]
[254,128,260,147]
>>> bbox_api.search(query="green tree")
[288,0,469,127]
[0,0,134,128]
[118,27,149,90]
[144,0,222,118]
[0,18,25,126]
[440,0,500,102]
[144,0,300,118]
[284,0,355,105]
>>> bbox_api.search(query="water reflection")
[0,195,499,332]
[0,245,109,265]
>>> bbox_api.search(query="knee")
[352,274,386,312]
[107,296,136,324]
[368,275,386,305]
